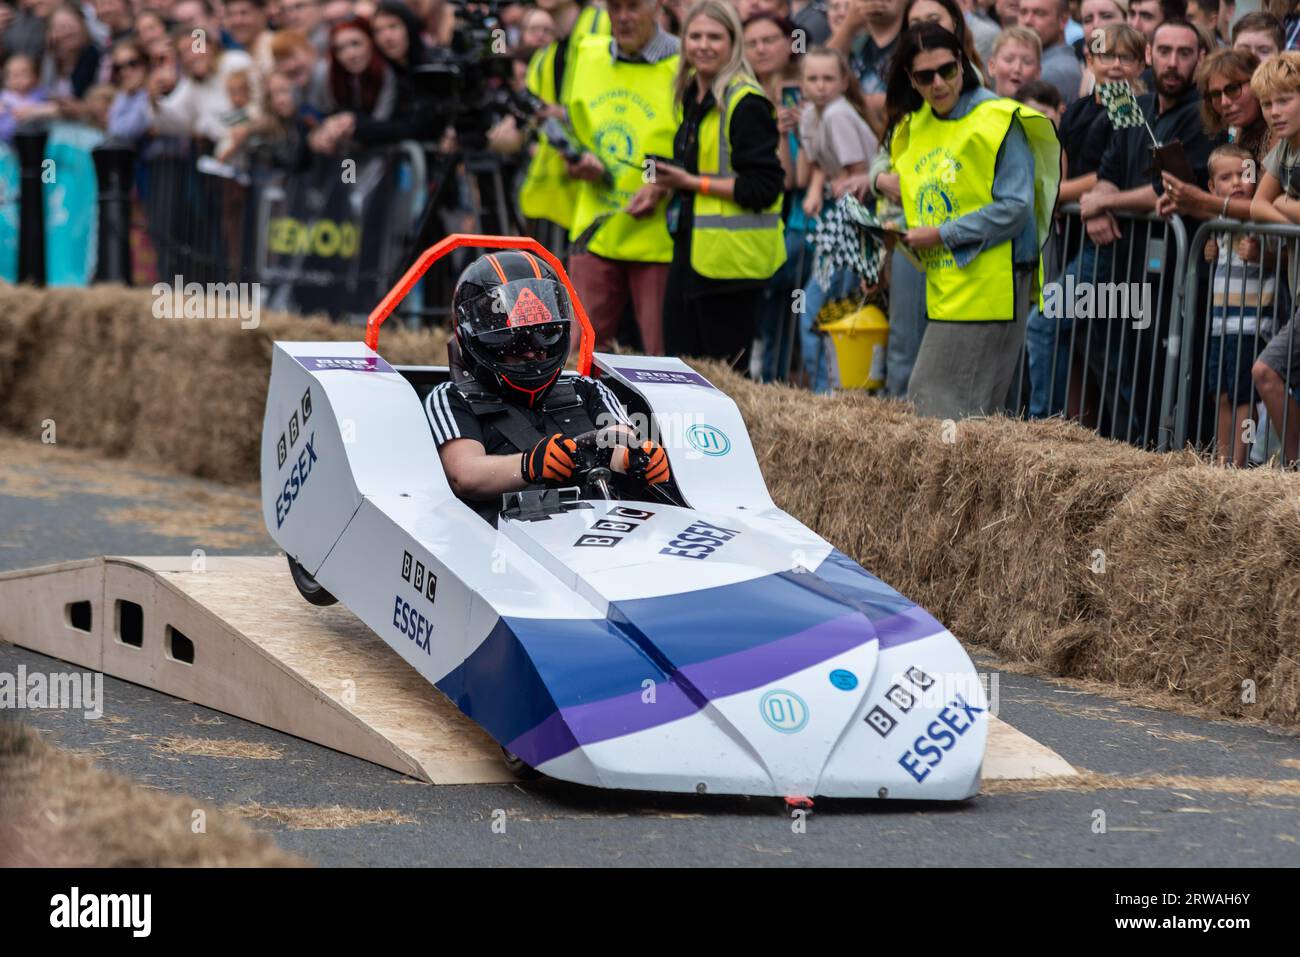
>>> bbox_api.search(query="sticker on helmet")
[507,287,554,327]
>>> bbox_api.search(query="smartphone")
[1151,140,1196,187]
[781,85,801,109]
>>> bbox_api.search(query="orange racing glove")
[620,440,670,485]
[522,433,578,485]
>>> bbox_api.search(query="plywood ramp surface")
[0,556,511,784]
[0,557,1074,789]
[985,716,1074,781]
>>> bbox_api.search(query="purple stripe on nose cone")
[875,604,947,649]
[507,611,906,769]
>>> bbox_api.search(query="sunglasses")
[1207,80,1246,102]
[910,60,959,87]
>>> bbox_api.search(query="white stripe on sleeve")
[592,378,632,426]
[425,382,461,445]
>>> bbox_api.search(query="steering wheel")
[568,429,621,500]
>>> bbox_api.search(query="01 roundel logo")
[686,423,730,456]
[760,690,809,733]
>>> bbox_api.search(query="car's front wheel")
[287,555,338,606]
[502,747,541,779]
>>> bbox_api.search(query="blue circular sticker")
[829,669,858,691]
[760,689,809,733]
[686,424,731,456]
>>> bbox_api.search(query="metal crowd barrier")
[141,138,250,285]
[1004,203,1300,467]
[138,137,430,322]
[1176,219,1298,467]
[1008,202,1188,451]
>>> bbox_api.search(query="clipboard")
[891,231,925,271]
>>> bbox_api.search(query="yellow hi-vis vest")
[565,35,679,263]
[891,96,1060,321]
[691,76,786,280]
[519,5,609,228]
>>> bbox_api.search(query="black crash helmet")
[452,250,575,408]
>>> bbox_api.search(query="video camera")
[413,0,546,151]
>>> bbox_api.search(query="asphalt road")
[1,439,1298,866]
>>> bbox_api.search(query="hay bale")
[0,720,303,866]
[0,283,447,484]
[1087,467,1300,722]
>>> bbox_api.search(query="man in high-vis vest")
[517,0,611,230]
[562,0,680,354]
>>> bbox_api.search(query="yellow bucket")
[818,303,888,390]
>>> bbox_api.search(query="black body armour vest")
[455,378,599,525]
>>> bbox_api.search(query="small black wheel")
[287,555,338,606]
[502,746,541,779]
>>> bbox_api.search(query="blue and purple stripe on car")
[434,549,945,768]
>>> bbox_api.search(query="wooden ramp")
[0,556,1073,787]
[0,556,510,784]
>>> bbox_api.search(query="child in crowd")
[1025,22,1146,421]
[83,84,116,130]
[1247,52,1300,464]
[215,68,256,165]
[0,54,49,143]
[797,45,878,393]
[988,26,1041,98]
[1013,79,1063,126]
[1203,145,1277,466]
[246,70,311,170]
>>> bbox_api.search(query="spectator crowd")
[4,0,1300,461]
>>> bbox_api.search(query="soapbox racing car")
[260,234,987,801]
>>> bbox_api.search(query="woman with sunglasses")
[106,39,152,142]
[1158,48,1271,220]
[885,22,1060,419]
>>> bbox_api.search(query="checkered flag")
[809,192,884,288]
[1098,80,1159,145]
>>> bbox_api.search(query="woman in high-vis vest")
[886,22,1060,419]
[627,0,785,371]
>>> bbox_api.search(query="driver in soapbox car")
[425,250,670,523]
